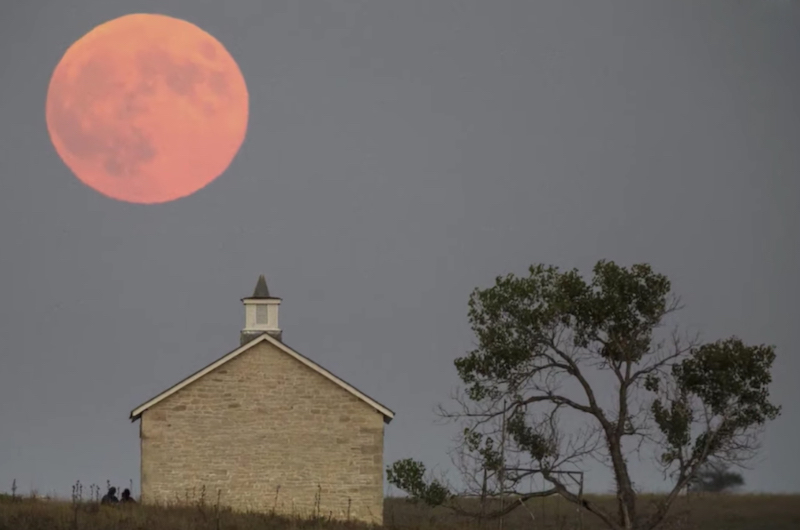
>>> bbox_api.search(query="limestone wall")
[139,341,385,524]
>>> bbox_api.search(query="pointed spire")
[252,274,271,298]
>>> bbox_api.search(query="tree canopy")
[388,260,780,530]
[688,462,745,493]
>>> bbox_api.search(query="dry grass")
[385,493,800,530]
[1,489,799,530]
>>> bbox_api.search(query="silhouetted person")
[121,488,135,503]
[101,486,119,505]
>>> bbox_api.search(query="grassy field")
[386,494,800,530]
[1,492,799,530]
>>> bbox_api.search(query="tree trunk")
[608,439,637,529]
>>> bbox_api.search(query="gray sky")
[0,0,798,497]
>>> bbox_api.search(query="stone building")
[129,276,394,524]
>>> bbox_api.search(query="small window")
[256,305,268,325]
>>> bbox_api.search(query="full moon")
[45,13,249,204]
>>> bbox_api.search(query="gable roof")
[129,333,395,423]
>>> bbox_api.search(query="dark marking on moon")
[102,128,157,177]
[134,45,230,115]
[198,40,217,60]
[48,53,158,178]
[137,47,205,97]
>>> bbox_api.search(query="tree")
[688,462,744,493]
[387,260,781,530]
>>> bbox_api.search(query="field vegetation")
[1,487,799,530]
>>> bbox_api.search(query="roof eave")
[132,411,393,424]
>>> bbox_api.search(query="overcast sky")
[0,1,798,498]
